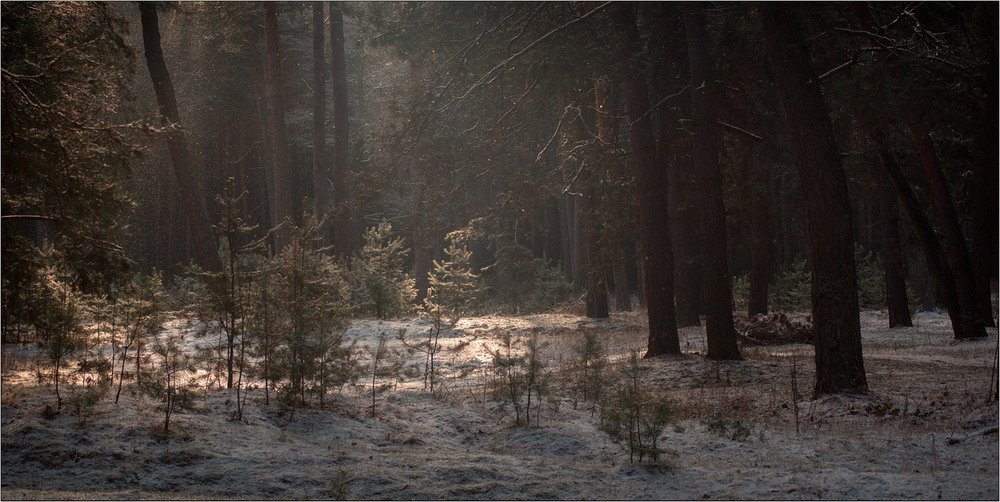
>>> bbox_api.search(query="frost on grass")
[2,310,998,500]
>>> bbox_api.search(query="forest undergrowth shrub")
[270,215,359,418]
[481,244,572,314]
[599,351,676,463]
[488,330,550,427]
[349,220,416,319]
[573,329,606,414]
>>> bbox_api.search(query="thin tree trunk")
[138,3,222,275]
[747,158,773,316]
[880,190,912,328]
[263,1,293,252]
[761,5,867,395]
[329,4,353,257]
[311,2,327,222]
[684,5,740,360]
[612,3,680,357]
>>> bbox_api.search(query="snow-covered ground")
[2,309,997,500]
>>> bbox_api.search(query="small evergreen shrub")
[481,244,572,314]
[350,220,416,319]
[599,352,676,463]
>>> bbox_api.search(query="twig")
[946,425,999,445]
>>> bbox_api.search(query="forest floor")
[2,308,998,500]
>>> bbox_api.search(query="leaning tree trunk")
[138,3,222,275]
[761,5,867,396]
[853,3,990,335]
[612,3,680,357]
[329,4,353,258]
[684,5,740,360]
[872,132,970,339]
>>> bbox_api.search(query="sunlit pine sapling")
[575,329,606,414]
[419,230,481,392]
[522,330,550,427]
[599,351,676,463]
[350,220,416,319]
[490,330,526,425]
[367,330,406,418]
[142,326,199,433]
[203,177,264,420]
[270,214,356,417]
[113,272,168,404]
[26,250,88,411]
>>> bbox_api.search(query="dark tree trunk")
[263,2,293,252]
[584,78,611,319]
[853,3,989,336]
[311,3,327,222]
[612,3,680,357]
[329,4,353,257]
[880,190,912,328]
[747,158,773,316]
[912,131,989,335]
[970,2,998,325]
[684,5,740,360]
[872,133,975,339]
[138,3,222,275]
[761,5,867,395]
[612,237,633,312]
[657,9,702,328]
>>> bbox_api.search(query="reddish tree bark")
[761,5,867,395]
[853,3,990,335]
[684,5,740,360]
[138,3,222,276]
[872,133,974,338]
[612,3,680,357]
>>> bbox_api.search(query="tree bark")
[612,3,680,357]
[872,133,974,338]
[311,2,327,223]
[657,8,702,328]
[684,5,740,360]
[263,1,292,252]
[747,157,773,316]
[853,3,990,335]
[761,5,867,395]
[138,3,222,275]
[879,188,912,328]
[329,4,353,257]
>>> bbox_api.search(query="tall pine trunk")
[747,156,773,317]
[879,189,912,328]
[138,3,222,276]
[329,4,353,257]
[263,1,292,252]
[761,5,867,395]
[853,3,989,336]
[311,3,327,222]
[612,4,680,357]
[684,5,740,360]
[873,133,970,338]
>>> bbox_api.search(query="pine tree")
[350,220,416,319]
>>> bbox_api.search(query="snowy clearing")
[2,310,997,500]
